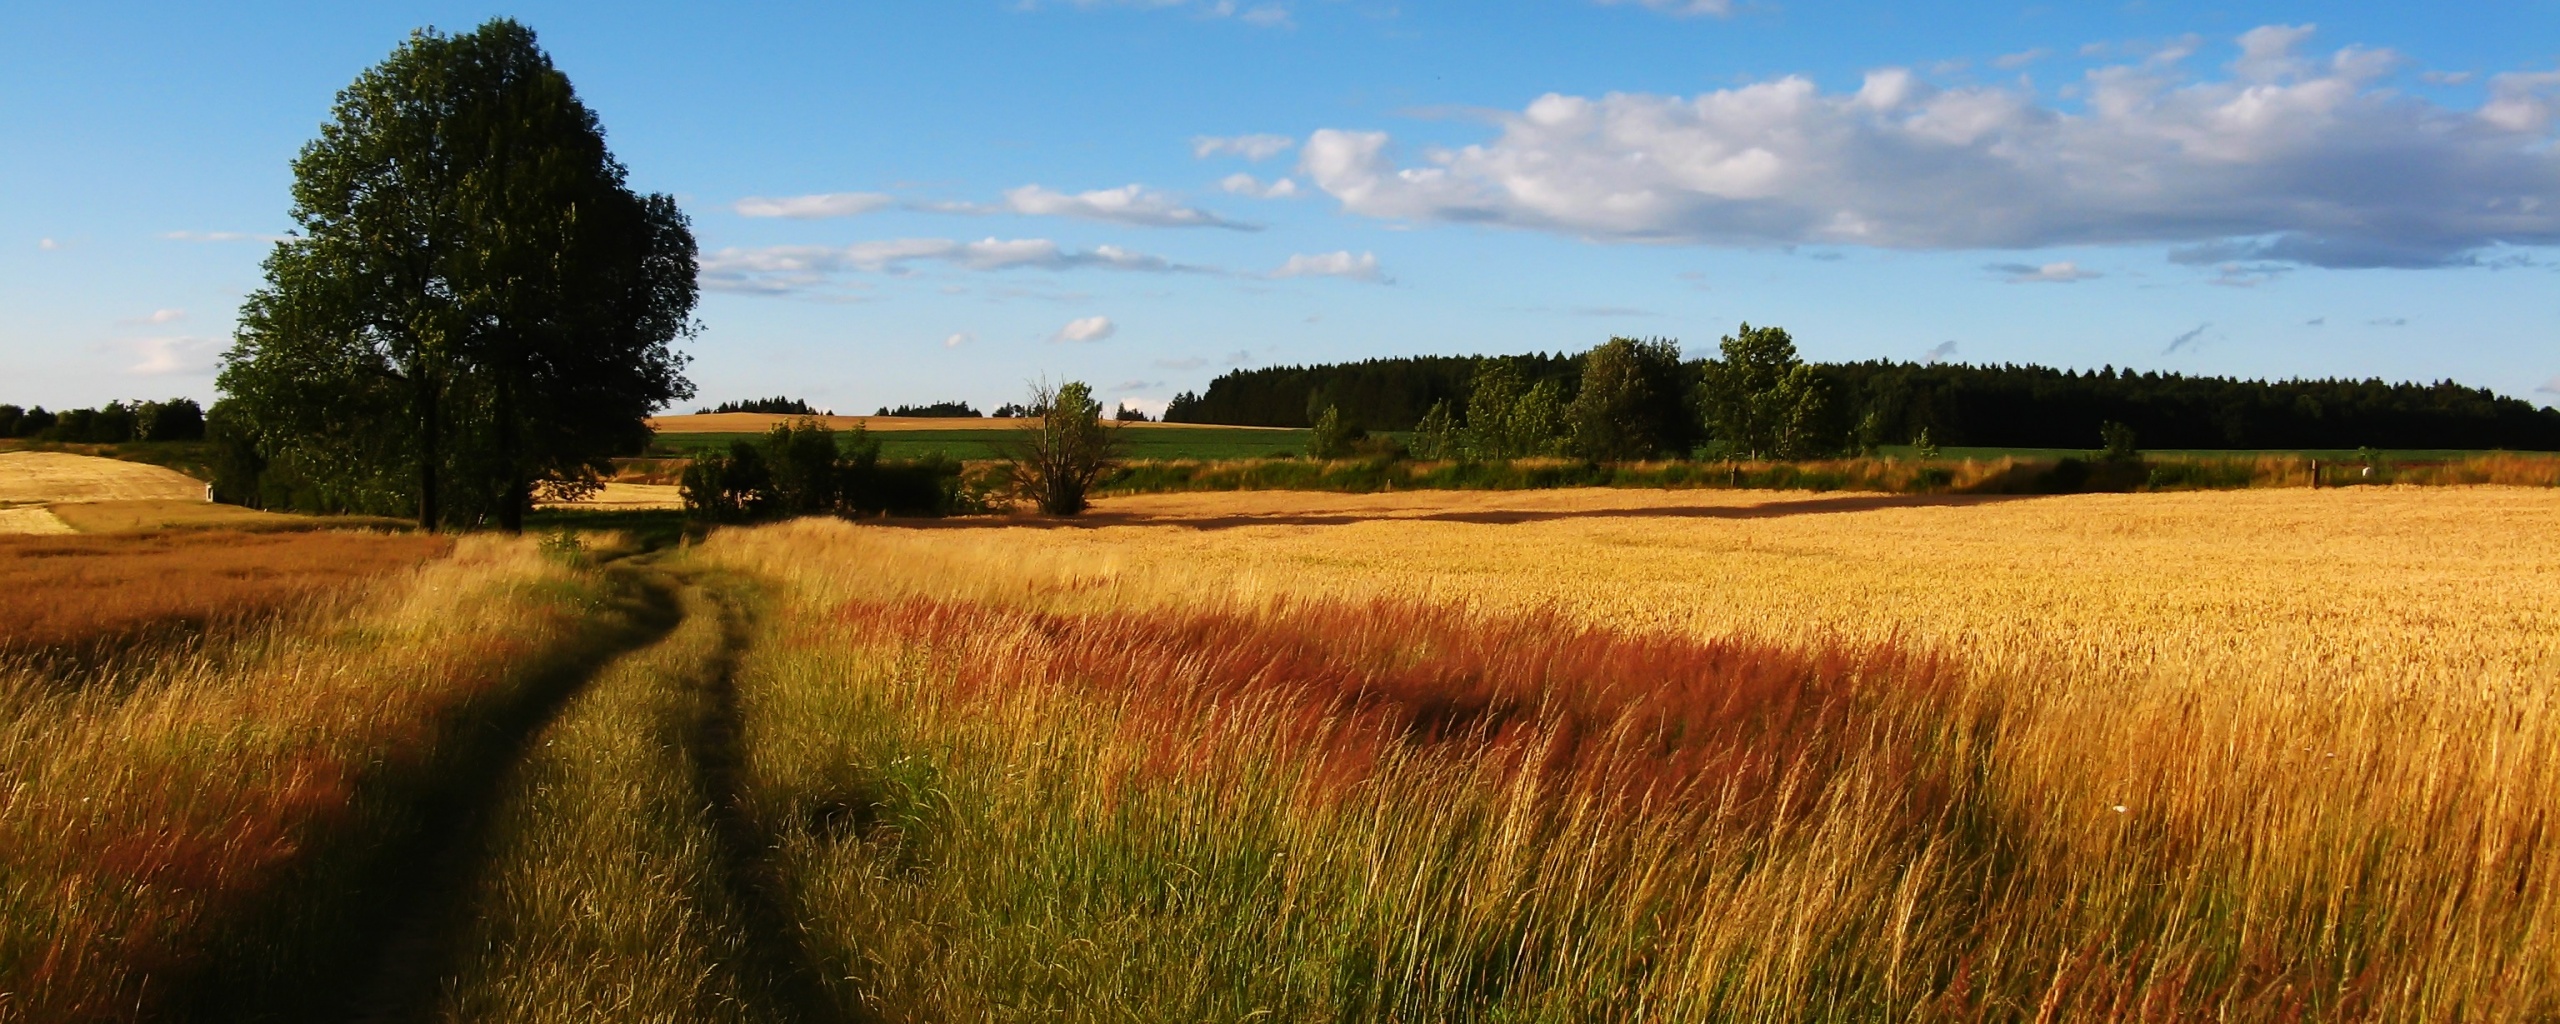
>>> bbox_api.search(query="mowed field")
[9,484,2559,1021]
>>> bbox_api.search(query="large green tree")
[1567,336,1689,461]
[217,19,696,530]
[1696,323,1827,460]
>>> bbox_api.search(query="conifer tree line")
[211,19,697,530]
[1167,327,2560,456]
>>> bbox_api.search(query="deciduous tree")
[216,19,695,530]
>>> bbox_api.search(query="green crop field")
[649,424,1313,462]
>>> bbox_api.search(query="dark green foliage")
[1167,342,2560,454]
[1165,353,1579,430]
[875,401,980,418]
[1307,405,1360,459]
[1115,403,1152,423]
[207,400,270,507]
[679,442,773,522]
[710,396,823,415]
[1696,323,1828,460]
[1461,361,1570,460]
[217,19,697,531]
[2099,421,2140,463]
[762,419,845,515]
[1568,337,1691,461]
[0,405,21,438]
[1409,400,1459,460]
[1821,361,2560,451]
[677,419,965,521]
[15,407,54,438]
[1004,381,1122,515]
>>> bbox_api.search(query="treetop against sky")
[5,1,2558,414]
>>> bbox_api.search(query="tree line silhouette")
[1166,353,2560,452]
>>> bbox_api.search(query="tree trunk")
[418,379,441,532]
[496,368,525,534]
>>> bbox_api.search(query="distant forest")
[875,401,982,418]
[701,396,826,416]
[1163,357,2560,452]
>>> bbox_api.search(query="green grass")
[650,425,1312,462]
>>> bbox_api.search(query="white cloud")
[1922,340,1958,363]
[1220,173,1301,199]
[1194,133,1297,160]
[1992,48,2050,71]
[1271,250,1385,282]
[1987,260,2101,283]
[943,332,974,349]
[163,230,289,243]
[119,308,186,325]
[697,238,1199,294]
[734,193,894,219]
[37,238,58,251]
[1594,0,1733,17]
[1297,26,2560,269]
[1054,315,1117,343]
[126,336,222,376]
[999,184,1253,229]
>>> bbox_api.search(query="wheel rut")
[337,564,685,1024]
[334,561,854,1024]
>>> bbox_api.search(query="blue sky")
[6,1,2558,416]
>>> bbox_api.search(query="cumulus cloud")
[734,193,894,219]
[38,238,59,251]
[1988,260,2101,283]
[118,309,186,325]
[1220,173,1301,199]
[1297,26,2560,269]
[940,184,1254,230]
[943,332,973,348]
[126,336,223,376]
[697,238,1199,294]
[1922,340,1959,362]
[2164,323,2211,355]
[1271,250,1386,282]
[1194,134,1296,160]
[1594,0,1733,17]
[1054,315,1117,343]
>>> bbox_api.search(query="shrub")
[1004,381,1121,516]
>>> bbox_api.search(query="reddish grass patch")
[826,597,1973,819]
[0,529,453,652]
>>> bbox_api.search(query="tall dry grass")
[429,577,794,1024]
[0,529,452,655]
[693,488,2560,1021]
[0,536,622,1023]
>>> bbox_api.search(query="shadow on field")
[903,491,2044,532]
[323,567,686,1024]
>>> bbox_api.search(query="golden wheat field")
[12,485,2560,1022]
[683,484,2560,1021]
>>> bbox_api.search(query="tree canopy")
[216,19,696,530]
